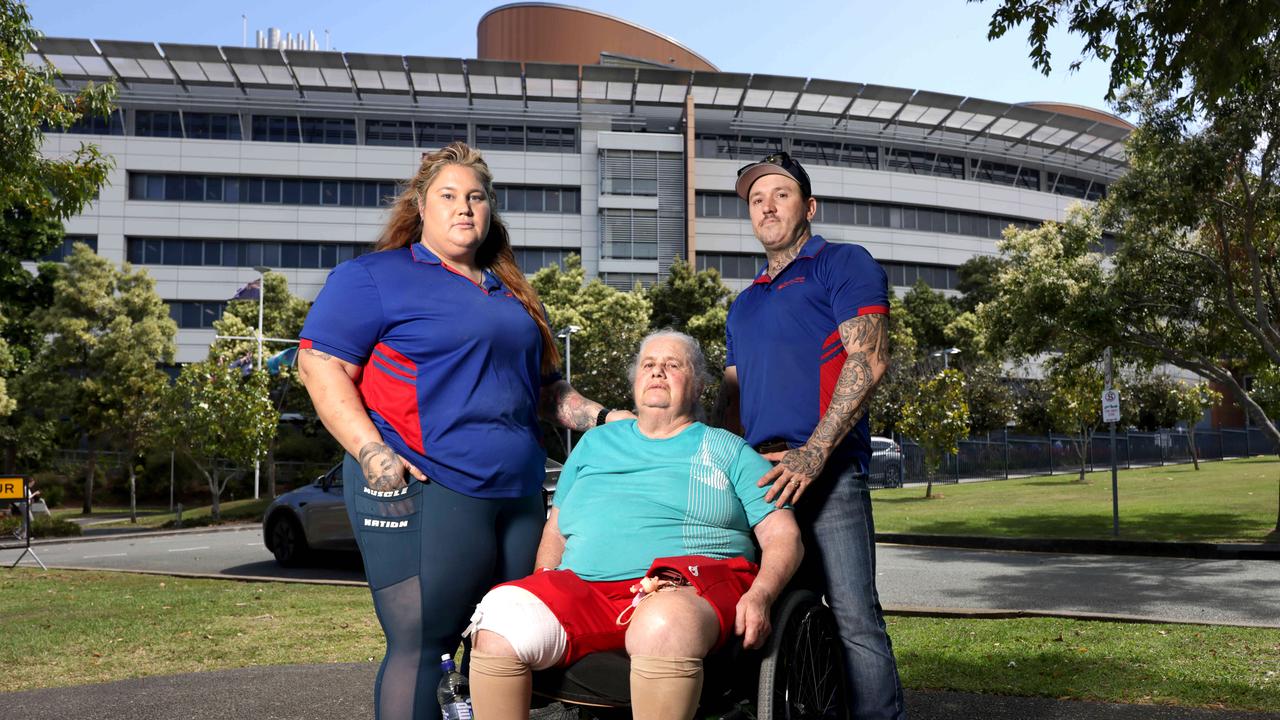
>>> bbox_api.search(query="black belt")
[753,440,790,454]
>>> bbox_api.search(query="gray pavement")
[3,663,1277,719]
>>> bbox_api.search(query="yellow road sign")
[0,476,26,500]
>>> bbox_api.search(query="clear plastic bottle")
[437,653,472,720]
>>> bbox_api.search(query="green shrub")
[0,515,83,538]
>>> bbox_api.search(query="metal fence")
[872,426,1279,488]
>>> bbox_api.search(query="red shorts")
[497,555,759,667]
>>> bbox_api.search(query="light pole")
[557,325,582,453]
[930,347,961,370]
[252,265,270,499]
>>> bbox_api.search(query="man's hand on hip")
[759,445,827,507]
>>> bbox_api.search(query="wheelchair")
[529,585,850,719]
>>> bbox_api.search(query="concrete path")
[3,664,1276,720]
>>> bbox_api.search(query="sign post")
[3,475,46,570]
[1102,348,1121,537]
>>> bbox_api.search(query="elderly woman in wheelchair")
[466,330,803,720]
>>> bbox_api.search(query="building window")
[696,252,764,280]
[885,148,965,179]
[127,237,371,269]
[418,122,468,148]
[476,124,577,153]
[128,172,400,208]
[494,186,581,214]
[300,117,356,145]
[789,139,878,170]
[513,247,575,273]
[40,235,98,262]
[184,112,242,140]
[600,272,657,290]
[600,209,658,260]
[1048,173,1106,201]
[168,301,226,329]
[251,115,301,143]
[695,193,749,220]
[971,159,1040,190]
[135,110,183,138]
[694,134,782,159]
[600,150,659,196]
[366,119,415,147]
[879,261,960,291]
[56,109,125,135]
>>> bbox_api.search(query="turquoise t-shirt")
[552,420,778,581]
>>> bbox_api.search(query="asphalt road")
[5,527,1279,626]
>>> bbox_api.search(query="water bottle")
[437,653,472,720]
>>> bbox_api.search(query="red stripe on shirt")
[857,305,890,316]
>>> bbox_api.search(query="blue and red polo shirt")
[725,235,889,474]
[299,242,556,498]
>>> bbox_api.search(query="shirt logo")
[776,276,807,290]
[363,518,409,529]
[688,565,700,577]
[362,485,409,498]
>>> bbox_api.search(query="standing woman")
[298,142,626,720]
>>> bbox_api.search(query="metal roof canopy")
[94,39,173,82]
[344,52,410,94]
[581,65,635,103]
[690,71,748,107]
[635,67,691,105]
[34,37,111,78]
[523,62,579,101]
[405,56,467,97]
[283,49,351,91]
[221,46,295,89]
[465,59,524,98]
[794,77,862,117]
[159,43,236,85]
[741,74,805,112]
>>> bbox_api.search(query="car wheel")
[268,514,310,567]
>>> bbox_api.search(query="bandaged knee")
[466,585,566,670]
[630,656,704,720]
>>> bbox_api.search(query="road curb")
[0,522,260,550]
[877,532,1280,560]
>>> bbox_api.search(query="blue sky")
[27,0,1123,116]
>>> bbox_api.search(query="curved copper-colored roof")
[1019,102,1135,130]
[477,2,718,71]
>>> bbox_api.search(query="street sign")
[0,476,25,500]
[1102,389,1121,424]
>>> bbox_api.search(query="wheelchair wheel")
[755,590,849,720]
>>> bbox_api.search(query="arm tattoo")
[803,314,888,458]
[302,348,334,362]
[539,380,601,432]
[358,441,407,492]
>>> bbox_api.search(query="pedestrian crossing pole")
[1103,348,1120,538]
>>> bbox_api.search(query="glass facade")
[600,209,659,260]
[127,237,371,269]
[168,300,226,329]
[475,124,577,152]
[513,247,574,273]
[494,186,581,214]
[40,235,98,262]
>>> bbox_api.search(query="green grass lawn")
[873,457,1280,543]
[2,569,1278,711]
[88,497,273,529]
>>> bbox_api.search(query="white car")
[869,436,903,487]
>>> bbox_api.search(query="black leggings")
[343,454,544,720]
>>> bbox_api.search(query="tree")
[1123,373,1185,432]
[963,361,1016,433]
[869,295,921,437]
[899,369,970,498]
[953,255,1008,314]
[980,0,1280,112]
[0,0,116,471]
[645,260,733,408]
[0,308,13,419]
[209,272,311,497]
[1171,381,1221,471]
[1044,362,1104,482]
[18,244,175,513]
[531,256,652,445]
[167,362,276,520]
[900,280,956,353]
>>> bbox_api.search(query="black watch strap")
[595,407,611,427]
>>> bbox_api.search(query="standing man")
[714,152,904,719]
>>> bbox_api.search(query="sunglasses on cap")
[734,151,812,199]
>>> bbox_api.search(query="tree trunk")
[210,472,221,521]
[267,442,277,499]
[81,445,98,514]
[925,472,934,499]
[1188,430,1200,471]
[3,446,15,474]
[128,458,137,523]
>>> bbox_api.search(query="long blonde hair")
[375,142,561,375]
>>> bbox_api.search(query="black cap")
[734,151,812,200]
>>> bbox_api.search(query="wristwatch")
[596,407,612,427]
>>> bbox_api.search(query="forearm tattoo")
[539,381,601,432]
[358,441,407,492]
[302,348,334,361]
[805,314,888,457]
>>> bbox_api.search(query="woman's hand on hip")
[358,441,427,491]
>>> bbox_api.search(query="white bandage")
[468,585,567,671]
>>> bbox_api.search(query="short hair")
[628,329,712,399]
